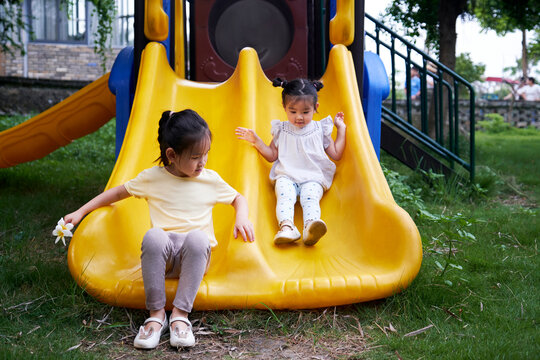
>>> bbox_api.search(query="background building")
[0,0,134,82]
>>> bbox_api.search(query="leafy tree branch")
[0,0,29,56]
[62,0,117,73]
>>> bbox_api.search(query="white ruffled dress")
[269,116,336,191]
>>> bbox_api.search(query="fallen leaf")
[386,323,398,334]
[66,343,82,352]
[403,324,434,337]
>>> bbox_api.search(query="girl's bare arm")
[325,112,347,161]
[64,185,131,226]
[231,193,255,242]
[235,127,278,162]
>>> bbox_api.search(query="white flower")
[52,218,74,246]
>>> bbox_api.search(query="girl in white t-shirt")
[236,78,346,246]
[64,109,254,350]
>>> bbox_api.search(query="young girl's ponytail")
[157,111,173,166]
[311,80,324,91]
[272,78,288,88]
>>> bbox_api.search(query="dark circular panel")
[209,0,294,68]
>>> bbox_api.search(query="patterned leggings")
[275,177,324,227]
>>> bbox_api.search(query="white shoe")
[273,224,301,244]
[133,314,168,349]
[169,316,196,348]
[303,219,327,246]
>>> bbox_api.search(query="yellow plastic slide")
[67,42,422,310]
[0,74,116,168]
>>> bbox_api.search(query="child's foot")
[169,316,195,348]
[273,223,301,244]
[133,314,168,349]
[303,219,327,246]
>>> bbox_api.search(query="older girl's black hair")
[156,109,212,166]
[272,78,323,107]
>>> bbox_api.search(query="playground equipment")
[1,0,422,309]
[0,75,115,168]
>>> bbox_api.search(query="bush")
[477,113,511,133]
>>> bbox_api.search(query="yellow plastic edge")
[329,0,355,46]
[145,0,169,41]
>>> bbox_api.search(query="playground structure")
[0,1,422,310]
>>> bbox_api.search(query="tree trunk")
[522,29,528,78]
[435,0,467,143]
[438,0,467,70]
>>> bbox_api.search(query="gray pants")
[140,228,211,313]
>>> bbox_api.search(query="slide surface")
[68,42,422,310]
[0,74,116,168]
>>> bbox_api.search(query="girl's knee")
[141,228,168,253]
[300,183,323,202]
[184,230,210,254]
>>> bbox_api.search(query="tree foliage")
[475,0,540,76]
[0,0,29,56]
[455,53,485,97]
[530,30,540,64]
[385,0,539,73]
[455,53,485,83]
[385,0,470,71]
[503,30,540,77]
[474,0,540,34]
[385,0,471,52]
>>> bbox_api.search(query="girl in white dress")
[236,78,346,245]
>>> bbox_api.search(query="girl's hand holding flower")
[64,210,84,226]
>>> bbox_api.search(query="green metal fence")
[365,13,475,180]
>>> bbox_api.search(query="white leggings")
[275,177,324,227]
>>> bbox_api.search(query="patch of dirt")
[105,328,370,360]
[497,194,536,208]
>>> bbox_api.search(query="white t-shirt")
[124,167,238,247]
[269,116,336,190]
[517,84,540,101]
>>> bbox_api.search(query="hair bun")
[159,110,171,129]
[272,78,288,88]
[312,80,324,91]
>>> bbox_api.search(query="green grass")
[0,115,120,359]
[371,128,539,359]
[0,114,538,359]
[476,129,540,203]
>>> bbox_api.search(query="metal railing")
[364,13,475,180]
